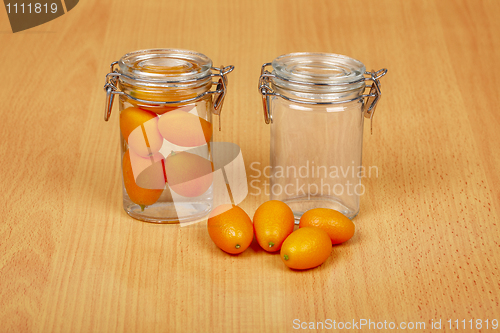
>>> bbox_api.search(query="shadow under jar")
[104,49,233,223]
[259,53,387,221]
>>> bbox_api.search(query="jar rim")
[271,52,366,93]
[118,49,213,85]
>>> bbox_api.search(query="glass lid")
[271,52,366,92]
[118,49,212,83]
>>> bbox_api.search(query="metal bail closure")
[103,62,234,127]
[258,63,273,124]
[212,65,234,131]
[104,86,115,121]
[259,60,387,131]
[363,68,387,134]
[103,61,120,122]
[262,92,272,124]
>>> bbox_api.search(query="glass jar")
[104,49,233,223]
[259,52,386,220]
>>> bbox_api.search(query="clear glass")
[268,52,366,220]
[117,49,215,223]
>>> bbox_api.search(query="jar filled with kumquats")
[104,49,233,223]
[259,52,386,220]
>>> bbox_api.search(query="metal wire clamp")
[103,62,234,130]
[259,63,387,132]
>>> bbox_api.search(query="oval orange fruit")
[207,204,254,254]
[299,208,355,245]
[120,107,163,157]
[122,150,165,211]
[253,200,295,252]
[128,149,166,190]
[164,151,213,197]
[280,227,332,270]
[158,110,212,147]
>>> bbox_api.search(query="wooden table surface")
[1,0,499,332]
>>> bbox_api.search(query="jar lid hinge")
[103,62,234,128]
[259,62,387,134]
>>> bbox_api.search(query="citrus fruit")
[280,227,332,270]
[120,107,163,157]
[299,208,355,245]
[122,150,165,211]
[207,204,254,254]
[128,149,166,190]
[253,200,295,252]
[164,151,213,197]
[158,110,212,147]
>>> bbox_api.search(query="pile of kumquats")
[207,201,355,270]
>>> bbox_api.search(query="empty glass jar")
[259,52,387,220]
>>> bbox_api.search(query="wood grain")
[1,0,499,332]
